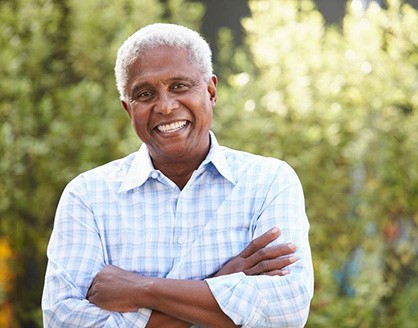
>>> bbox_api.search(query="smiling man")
[42,24,314,327]
[122,45,216,189]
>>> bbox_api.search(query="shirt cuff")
[117,307,152,327]
[205,272,270,327]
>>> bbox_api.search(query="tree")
[0,0,204,326]
[214,0,418,326]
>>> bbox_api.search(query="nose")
[155,91,178,115]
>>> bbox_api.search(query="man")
[42,23,314,327]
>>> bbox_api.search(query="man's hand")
[87,266,238,327]
[215,227,298,277]
[87,267,193,326]
[87,265,146,312]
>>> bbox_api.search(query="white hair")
[115,23,213,101]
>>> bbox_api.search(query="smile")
[157,121,187,133]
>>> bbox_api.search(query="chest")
[92,177,265,279]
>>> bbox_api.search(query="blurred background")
[0,0,417,326]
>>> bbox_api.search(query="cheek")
[133,118,146,131]
[193,96,214,117]
[130,114,148,135]
[130,108,148,126]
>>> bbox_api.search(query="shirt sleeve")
[42,175,152,327]
[205,162,314,327]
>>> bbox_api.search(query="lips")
[156,120,187,133]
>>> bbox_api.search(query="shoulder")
[218,146,304,203]
[64,152,137,194]
[220,146,296,179]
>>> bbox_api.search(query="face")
[122,45,217,166]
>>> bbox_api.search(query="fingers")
[239,227,281,258]
[214,227,299,278]
[256,242,297,260]
[245,254,299,276]
[243,241,297,269]
[262,269,290,276]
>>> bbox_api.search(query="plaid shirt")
[42,132,313,327]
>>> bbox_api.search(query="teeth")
[157,121,187,133]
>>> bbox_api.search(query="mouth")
[156,120,188,134]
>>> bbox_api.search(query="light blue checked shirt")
[42,132,313,327]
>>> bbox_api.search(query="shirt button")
[178,236,186,244]
[151,172,158,179]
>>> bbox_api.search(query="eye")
[131,90,154,102]
[172,82,189,91]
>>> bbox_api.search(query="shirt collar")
[118,144,155,193]
[118,131,236,193]
[202,131,236,185]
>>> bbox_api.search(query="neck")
[150,136,211,190]
[149,135,211,189]
[152,152,208,190]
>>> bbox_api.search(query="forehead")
[127,45,200,81]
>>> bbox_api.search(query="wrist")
[133,275,155,309]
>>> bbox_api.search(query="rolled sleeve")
[206,272,269,326]
[206,271,312,327]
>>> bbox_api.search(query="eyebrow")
[130,75,198,96]
[169,75,197,83]
[130,82,152,99]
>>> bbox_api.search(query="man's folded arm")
[86,227,297,327]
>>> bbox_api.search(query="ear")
[207,75,218,106]
[121,100,132,118]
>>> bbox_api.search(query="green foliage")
[214,0,418,327]
[0,0,204,326]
